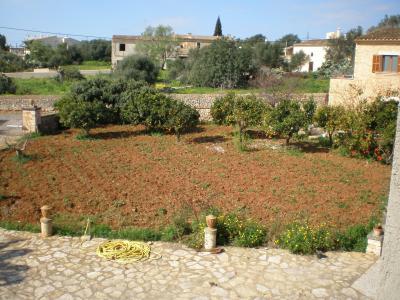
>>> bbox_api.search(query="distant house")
[111,34,219,68]
[329,28,400,106]
[9,47,27,59]
[25,36,80,48]
[284,29,342,72]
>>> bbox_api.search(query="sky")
[0,0,399,46]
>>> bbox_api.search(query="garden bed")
[0,124,390,234]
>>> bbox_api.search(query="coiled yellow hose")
[96,240,160,263]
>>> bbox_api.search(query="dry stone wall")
[0,95,59,111]
[0,93,328,121]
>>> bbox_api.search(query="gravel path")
[0,228,375,299]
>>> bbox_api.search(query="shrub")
[165,100,200,141]
[276,222,335,254]
[210,92,236,125]
[233,95,268,147]
[336,224,368,252]
[0,74,16,94]
[65,77,145,124]
[314,105,346,145]
[114,55,159,84]
[266,99,314,145]
[185,210,267,249]
[55,96,106,135]
[57,67,84,82]
[0,50,26,72]
[334,98,398,163]
[232,220,267,247]
[120,86,199,138]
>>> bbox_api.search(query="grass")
[157,76,329,94]
[62,60,111,70]
[6,72,328,96]
[12,78,72,95]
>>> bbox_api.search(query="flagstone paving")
[0,228,376,299]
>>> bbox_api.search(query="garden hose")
[96,240,161,263]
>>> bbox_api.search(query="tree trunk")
[286,134,291,145]
[328,132,333,146]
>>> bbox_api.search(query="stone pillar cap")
[22,106,42,111]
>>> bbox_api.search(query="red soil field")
[0,125,391,231]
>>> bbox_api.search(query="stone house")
[329,28,400,106]
[111,34,218,68]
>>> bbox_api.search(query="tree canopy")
[278,34,301,47]
[186,38,255,88]
[368,14,400,32]
[135,25,177,69]
[0,34,8,51]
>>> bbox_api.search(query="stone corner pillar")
[22,106,42,133]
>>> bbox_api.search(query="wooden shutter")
[372,55,382,73]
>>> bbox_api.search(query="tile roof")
[356,28,400,42]
[293,39,329,47]
[112,34,219,43]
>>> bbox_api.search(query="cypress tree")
[213,16,222,36]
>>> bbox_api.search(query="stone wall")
[0,93,328,121]
[329,77,400,107]
[0,95,60,111]
[170,93,328,120]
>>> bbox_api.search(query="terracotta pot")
[40,205,52,218]
[373,225,383,237]
[206,215,217,228]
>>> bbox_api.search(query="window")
[383,55,398,72]
[119,43,125,51]
[310,52,313,57]
[372,55,399,73]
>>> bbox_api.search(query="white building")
[284,29,342,72]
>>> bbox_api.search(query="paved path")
[0,228,376,299]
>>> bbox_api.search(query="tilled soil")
[0,125,391,230]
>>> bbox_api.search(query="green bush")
[276,222,335,254]
[165,100,200,140]
[265,99,315,145]
[55,77,127,134]
[0,50,26,72]
[210,92,236,125]
[55,96,107,135]
[334,98,398,163]
[211,93,269,149]
[232,220,267,247]
[184,210,267,249]
[0,74,16,94]
[336,224,368,252]
[57,67,84,81]
[114,55,159,84]
[120,86,199,138]
[314,105,346,145]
